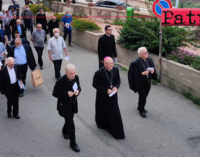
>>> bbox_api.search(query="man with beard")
[92,56,125,139]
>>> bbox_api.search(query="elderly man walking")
[3,10,12,41]
[31,24,45,70]
[48,16,59,38]
[21,5,33,35]
[0,57,23,119]
[128,47,157,118]
[61,11,73,47]
[12,19,26,39]
[53,64,81,152]
[47,28,68,80]
[7,38,36,97]
[92,57,125,139]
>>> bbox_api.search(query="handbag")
[31,69,43,88]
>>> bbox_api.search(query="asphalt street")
[0,1,200,157]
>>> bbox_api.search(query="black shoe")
[63,134,69,140]
[19,91,24,97]
[40,67,43,70]
[70,144,80,152]
[139,112,147,118]
[144,109,147,113]
[13,115,20,119]
[7,113,11,118]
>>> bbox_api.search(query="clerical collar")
[140,57,147,62]
[105,34,111,37]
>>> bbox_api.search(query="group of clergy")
[52,24,157,152]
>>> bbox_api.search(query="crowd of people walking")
[0,0,158,153]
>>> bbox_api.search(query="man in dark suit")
[0,57,23,119]
[128,47,157,118]
[98,25,117,68]
[12,19,26,39]
[53,64,81,153]
[7,38,36,97]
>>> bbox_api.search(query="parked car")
[95,0,127,9]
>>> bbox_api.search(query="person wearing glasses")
[31,24,45,70]
[128,47,157,118]
[97,25,117,68]
[92,56,125,139]
[0,57,23,119]
[7,38,36,97]
[53,64,81,153]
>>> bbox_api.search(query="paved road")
[0,1,200,157]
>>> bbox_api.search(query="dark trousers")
[5,82,19,116]
[18,64,28,85]
[52,60,62,80]
[5,25,11,41]
[34,46,44,67]
[50,31,53,38]
[63,30,72,45]
[137,80,151,112]
[62,112,76,146]
[24,19,33,34]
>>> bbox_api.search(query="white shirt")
[7,66,17,84]
[47,36,67,60]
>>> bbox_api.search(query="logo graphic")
[152,0,173,18]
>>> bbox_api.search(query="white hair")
[53,28,60,33]
[137,47,147,55]
[65,64,75,72]
[15,38,22,43]
[6,57,15,64]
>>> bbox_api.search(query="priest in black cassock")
[36,8,48,42]
[98,25,117,68]
[93,57,125,139]
[52,64,81,153]
[128,47,157,118]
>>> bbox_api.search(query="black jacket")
[0,65,22,95]
[128,57,157,93]
[36,13,47,31]
[52,75,81,116]
[12,24,26,39]
[48,19,59,35]
[7,45,36,71]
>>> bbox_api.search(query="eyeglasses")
[37,27,42,28]
[15,43,20,45]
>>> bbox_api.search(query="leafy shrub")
[54,13,65,22]
[117,17,198,55]
[112,19,125,26]
[182,1,200,8]
[166,49,200,70]
[29,4,51,15]
[73,18,101,32]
